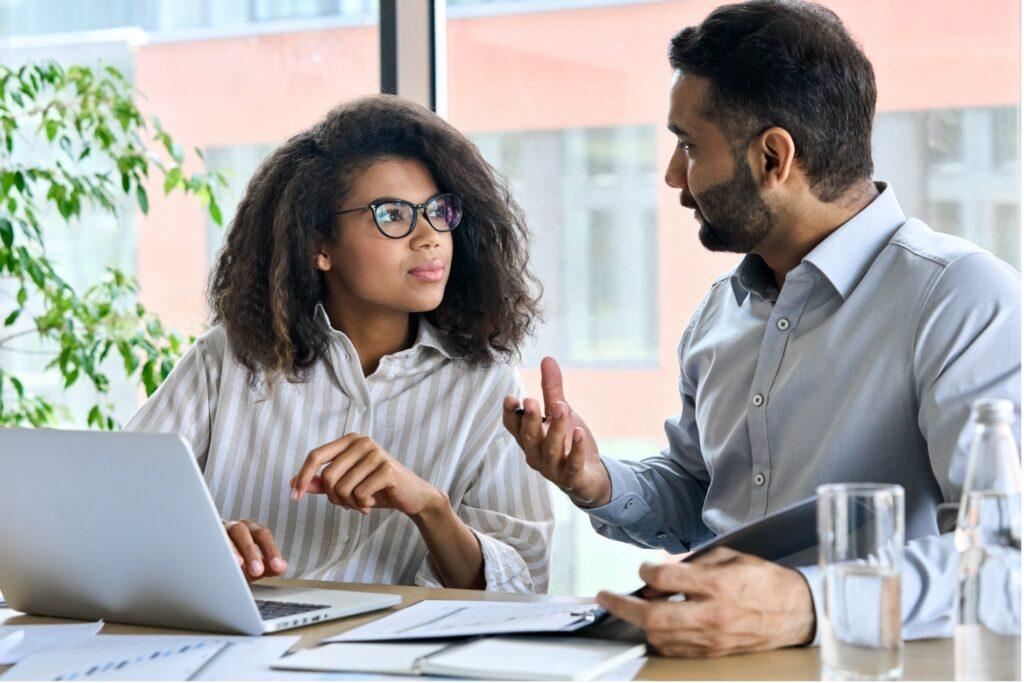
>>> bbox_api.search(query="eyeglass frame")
[334,192,462,239]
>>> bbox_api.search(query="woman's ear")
[313,251,331,272]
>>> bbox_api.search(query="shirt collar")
[801,183,905,300]
[313,303,454,361]
[729,182,905,305]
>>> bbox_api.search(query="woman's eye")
[376,206,403,223]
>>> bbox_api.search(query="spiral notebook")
[275,636,646,681]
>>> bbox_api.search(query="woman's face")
[318,157,454,316]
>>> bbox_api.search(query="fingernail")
[271,558,286,572]
[250,560,263,575]
[290,487,299,501]
[236,555,244,566]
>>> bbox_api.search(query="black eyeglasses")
[335,192,463,239]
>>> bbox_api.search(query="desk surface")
[1,578,960,680]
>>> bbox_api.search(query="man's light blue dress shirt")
[585,184,1021,641]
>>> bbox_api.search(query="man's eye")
[677,141,694,152]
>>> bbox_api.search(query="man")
[503,0,1020,658]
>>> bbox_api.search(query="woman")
[127,95,553,593]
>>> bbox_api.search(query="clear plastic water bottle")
[954,398,1022,681]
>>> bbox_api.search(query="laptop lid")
[0,428,265,635]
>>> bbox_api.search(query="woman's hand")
[291,434,445,518]
[223,519,288,583]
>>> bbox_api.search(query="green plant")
[0,61,227,429]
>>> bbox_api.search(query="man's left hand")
[596,547,816,658]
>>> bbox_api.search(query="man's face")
[665,72,775,253]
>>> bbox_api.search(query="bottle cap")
[971,398,1015,424]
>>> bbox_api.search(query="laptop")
[0,427,400,635]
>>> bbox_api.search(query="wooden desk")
[0,579,959,680]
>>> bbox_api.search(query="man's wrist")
[566,462,613,509]
[786,567,817,647]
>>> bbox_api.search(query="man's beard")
[683,163,775,253]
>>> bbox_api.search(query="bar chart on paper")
[1,636,228,680]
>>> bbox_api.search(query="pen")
[0,630,25,660]
[513,408,548,424]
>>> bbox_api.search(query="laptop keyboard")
[255,599,330,620]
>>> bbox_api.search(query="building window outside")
[874,106,1020,270]
[472,124,659,369]
[204,144,276,269]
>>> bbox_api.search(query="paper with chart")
[1,634,302,681]
[0,635,228,680]
[190,635,300,680]
[0,621,103,665]
[325,600,601,641]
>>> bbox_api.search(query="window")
[0,0,378,36]
[203,144,276,269]
[472,126,658,368]
[1,1,380,423]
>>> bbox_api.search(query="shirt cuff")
[412,528,534,594]
[795,564,824,647]
[580,455,652,526]
[471,528,534,594]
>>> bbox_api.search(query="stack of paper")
[275,638,647,681]
[325,600,601,642]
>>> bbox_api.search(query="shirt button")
[754,472,766,486]
[776,318,790,331]
[624,499,634,510]
[357,404,366,413]
[657,532,667,540]
[751,394,765,407]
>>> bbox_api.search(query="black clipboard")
[581,495,819,643]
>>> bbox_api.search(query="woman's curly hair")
[207,95,541,385]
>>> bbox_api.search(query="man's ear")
[751,127,796,190]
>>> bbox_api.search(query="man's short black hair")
[669,0,876,202]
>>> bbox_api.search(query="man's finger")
[540,357,567,414]
[293,433,361,501]
[688,546,742,566]
[502,395,523,435]
[541,401,572,477]
[639,560,720,597]
[517,398,547,456]
[595,591,650,627]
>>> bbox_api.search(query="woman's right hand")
[223,519,288,583]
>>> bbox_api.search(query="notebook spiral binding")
[411,637,483,673]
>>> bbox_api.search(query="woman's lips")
[408,260,446,282]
